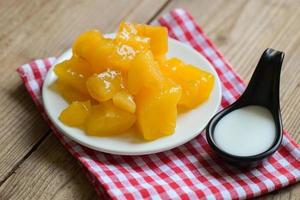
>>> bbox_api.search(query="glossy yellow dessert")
[54,22,214,140]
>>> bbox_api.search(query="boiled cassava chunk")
[73,30,114,73]
[86,69,124,102]
[127,51,164,95]
[160,58,214,109]
[112,91,136,113]
[55,80,91,103]
[115,22,150,52]
[135,80,181,140]
[109,22,151,71]
[85,101,136,136]
[54,55,93,94]
[59,101,91,126]
[135,24,168,57]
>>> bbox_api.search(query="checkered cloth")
[17,9,300,200]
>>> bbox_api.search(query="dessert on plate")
[53,22,214,140]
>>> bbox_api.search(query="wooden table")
[1,0,299,199]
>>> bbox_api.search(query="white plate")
[42,34,222,155]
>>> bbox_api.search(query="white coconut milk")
[214,105,276,156]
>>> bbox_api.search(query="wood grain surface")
[0,0,299,199]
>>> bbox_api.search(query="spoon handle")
[240,48,284,110]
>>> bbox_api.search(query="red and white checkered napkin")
[17,9,300,200]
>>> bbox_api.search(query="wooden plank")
[0,135,98,200]
[161,0,300,199]
[0,0,168,199]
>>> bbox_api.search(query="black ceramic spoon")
[206,48,284,166]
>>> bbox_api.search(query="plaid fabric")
[17,9,300,200]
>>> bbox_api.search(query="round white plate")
[42,34,222,155]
